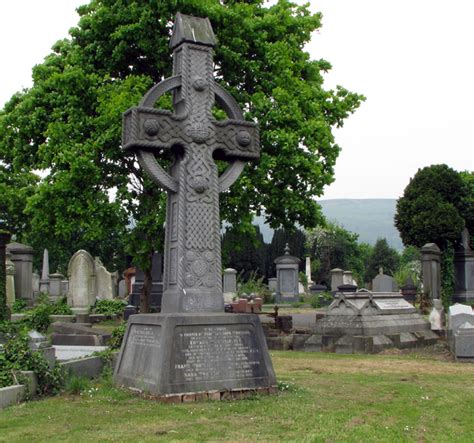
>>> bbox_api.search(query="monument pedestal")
[114,313,276,396]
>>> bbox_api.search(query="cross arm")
[122,106,189,152]
[213,119,260,160]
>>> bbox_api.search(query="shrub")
[0,328,63,393]
[237,270,271,302]
[11,299,27,313]
[65,375,90,395]
[94,299,127,316]
[109,322,127,350]
[27,304,51,333]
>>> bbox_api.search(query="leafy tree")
[0,0,364,310]
[222,225,266,281]
[365,238,400,282]
[395,164,472,304]
[459,170,474,247]
[395,165,469,249]
[306,222,366,286]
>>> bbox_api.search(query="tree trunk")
[140,267,152,313]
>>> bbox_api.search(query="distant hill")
[254,199,403,250]
[318,199,403,250]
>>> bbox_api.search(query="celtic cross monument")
[114,13,276,399]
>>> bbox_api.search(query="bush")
[65,375,90,395]
[0,328,63,393]
[11,299,27,313]
[109,322,127,350]
[237,270,271,302]
[27,304,51,333]
[94,299,127,316]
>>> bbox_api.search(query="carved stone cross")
[123,13,259,313]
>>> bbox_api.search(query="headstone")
[39,248,50,293]
[343,271,353,285]
[129,252,163,308]
[114,14,276,398]
[32,271,40,296]
[454,322,474,359]
[330,268,344,292]
[268,278,277,293]
[67,250,96,314]
[421,243,441,299]
[6,242,34,303]
[5,251,16,307]
[428,299,444,332]
[453,228,474,304]
[305,257,313,285]
[0,232,12,318]
[447,303,474,351]
[61,279,69,297]
[274,244,301,303]
[223,268,237,304]
[95,257,114,300]
[111,271,119,298]
[372,267,398,292]
[49,272,64,300]
[118,279,128,298]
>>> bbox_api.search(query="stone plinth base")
[114,313,277,396]
[452,290,474,304]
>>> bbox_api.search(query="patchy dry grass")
[1,351,473,442]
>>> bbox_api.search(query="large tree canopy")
[395,164,471,250]
[0,0,364,280]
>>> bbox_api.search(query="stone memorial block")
[343,271,353,285]
[305,257,313,285]
[118,279,128,298]
[453,229,474,304]
[330,268,344,292]
[268,278,277,293]
[49,273,64,299]
[274,244,301,303]
[1,232,12,316]
[421,243,441,299]
[454,322,474,359]
[32,271,40,296]
[39,248,50,294]
[95,258,114,300]
[6,242,34,303]
[429,299,444,332]
[114,14,276,398]
[6,251,15,307]
[111,271,119,298]
[67,250,96,314]
[223,268,237,303]
[372,268,398,292]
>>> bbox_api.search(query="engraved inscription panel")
[117,324,162,383]
[280,269,295,293]
[170,324,266,385]
[374,299,414,311]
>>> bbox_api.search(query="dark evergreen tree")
[365,238,400,282]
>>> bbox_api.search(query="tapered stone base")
[114,313,277,396]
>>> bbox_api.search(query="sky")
[0,0,473,200]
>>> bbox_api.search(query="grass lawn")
[1,351,473,442]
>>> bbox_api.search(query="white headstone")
[5,251,15,307]
[429,300,444,331]
[67,250,96,313]
[449,303,473,316]
[223,268,237,303]
[305,257,312,285]
[39,248,50,293]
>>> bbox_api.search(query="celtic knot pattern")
[185,203,214,251]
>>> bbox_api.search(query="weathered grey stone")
[275,244,301,303]
[50,315,75,323]
[310,290,434,353]
[5,251,15,307]
[118,279,128,298]
[115,13,275,397]
[454,322,474,358]
[39,248,50,294]
[372,268,398,292]
[453,245,474,303]
[51,321,110,340]
[115,313,276,395]
[429,299,444,331]
[305,257,313,285]
[330,268,344,292]
[49,272,64,299]
[268,278,277,292]
[6,242,33,302]
[291,333,311,350]
[67,250,96,314]
[51,333,103,346]
[54,345,108,361]
[421,243,441,299]
[0,385,25,409]
[129,252,163,309]
[95,257,114,300]
[223,268,237,303]
[32,271,40,296]
[60,355,106,377]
